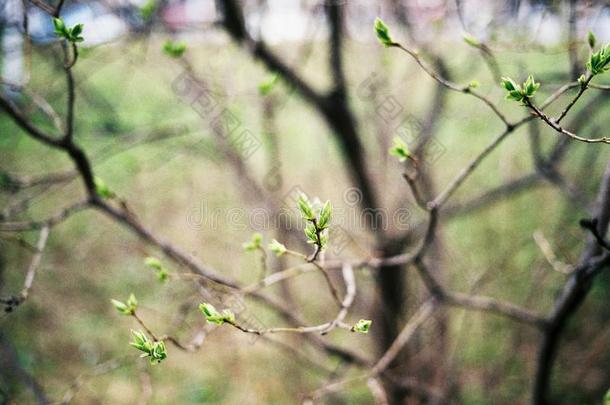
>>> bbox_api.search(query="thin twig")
[0,200,90,231]
[225,319,351,335]
[525,98,610,144]
[309,300,436,401]
[443,291,548,328]
[321,263,356,335]
[533,230,573,274]
[372,299,437,374]
[392,43,510,127]
[1,226,50,312]
[132,311,159,341]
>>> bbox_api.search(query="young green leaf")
[199,303,234,324]
[374,17,395,47]
[145,257,168,282]
[129,330,167,364]
[578,74,587,86]
[462,32,480,47]
[163,40,187,58]
[126,293,138,310]
[140,0,157,21]
[111,293,137,315]
[319,232,329,249]
[242,233,263,252]
[145,257,162,270]
[52,18,67,36]
[70,24,84,41]
[297,193,315,221]
[500,77,519,92]
[111,299,129,314]
[352,319,372,334]
[94,176,115,199]
[523,75,540,97]
[586,43,610,75]
[389,137,411,162]
[501,76,539,103]
[150,340,167,364]
[304,222,318,244]
[268,239,287,257]
[588,31,596,49]
[199,303,219,320]
[52,18,84,42]
[130,330,149,351]
[258,73,279,95]
[317,201,332,230]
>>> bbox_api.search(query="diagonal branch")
[533,159,610,404]
[1,226,50,313]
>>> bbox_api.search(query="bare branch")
[533,159,610,404]
[321,263,357,335]
[525,98,610,144]
[391,44,510,127]
[0,200,90,231]
[1,226,50,313]
[443,291,548,328]
[372,299,437,375]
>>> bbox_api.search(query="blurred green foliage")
[1,33,609,404]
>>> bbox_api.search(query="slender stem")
[525,98,610,144]
[256,246,268,280]
[225,319,351,335]
[132,311,159,341]
[62,41,78,142]
[431,128,513,208]
[555,75,593,124]
[321,263,356,335]
[304,217,343,306]
[392,43,510,127]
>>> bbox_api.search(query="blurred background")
[1,0,610,404]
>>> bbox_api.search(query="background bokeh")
[1,1,610,404]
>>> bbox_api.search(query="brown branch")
[28,0,54,14]
[225,319,351,335]
[1,79,64,133]
[0,95,62,148]
[131,311,159,341]
[54,0,66,17]
[91,198,238,288]
[425,82,579,212]
[533,159,610,404]
[0,95,96,193]
[326,2,347,95]
[525,97,610,144]
[0,23,376,375]
[309,299,437,401]
[371,299,437,375]
[1,226,49,313]
[1,169,75,191]
[443,291,548,328]
[217,0,379,215]
[62,42,78,141]
[0,332,51,405]
[430,127,513,209]
[321,263,357,335]
[0,200,90,231]
[555,75,593,124]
